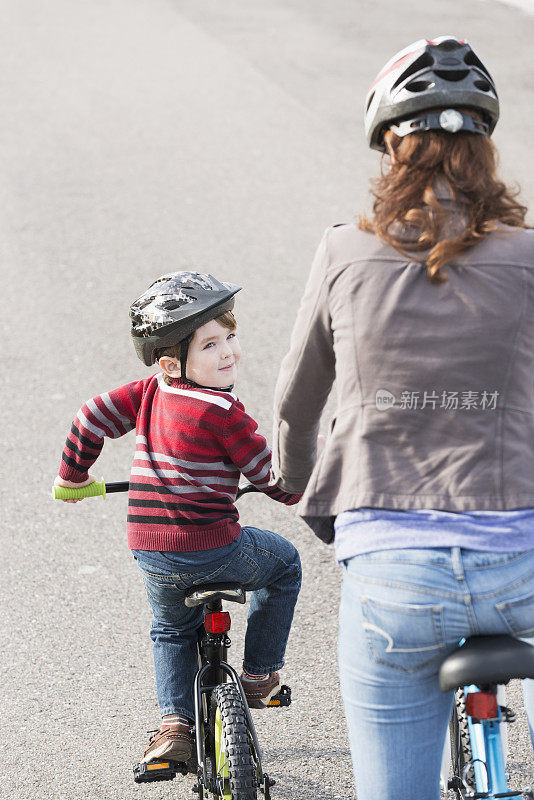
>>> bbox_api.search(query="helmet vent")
[162,297,190,310]
[464,50,493,80]
[366,90,375,112]
[406,80,434,93]
[474,78,491,92]
[436,39,462,52]
[392,52,434,90]
[434,68,469,82]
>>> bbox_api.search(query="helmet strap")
[389,110,489,139]
[179,333,194,381]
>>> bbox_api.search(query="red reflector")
[465,691,498,719]
[204,611,231,634]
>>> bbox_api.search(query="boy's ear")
[158,356,181,378]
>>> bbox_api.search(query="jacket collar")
[392,178,470,249]
[432,176,469,205]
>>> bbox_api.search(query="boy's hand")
[54,473,97,503]
[317,434,326,458]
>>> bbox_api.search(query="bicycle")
[52,479,292,799]
[439,634,534,799]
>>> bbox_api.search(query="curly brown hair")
[359,128,528,283]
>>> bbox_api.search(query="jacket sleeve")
[272,228,336,492]
[222,400,301,505]
[58,378,148,483]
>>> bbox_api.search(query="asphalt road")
[2,0,534,798]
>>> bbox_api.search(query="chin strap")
[183,379,234,391]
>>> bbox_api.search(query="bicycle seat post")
[200,597,230,689]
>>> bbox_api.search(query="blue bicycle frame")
[464,684,522,799]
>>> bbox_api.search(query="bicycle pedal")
[267,685,291,707]
[133,759,187,783]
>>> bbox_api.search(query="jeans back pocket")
[136,565,185,608]
[496,592,534,637]
[361,595,446,673]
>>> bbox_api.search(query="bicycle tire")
[209,683,258,800]
[449,689,476,798]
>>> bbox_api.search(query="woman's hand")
[54,473,97,503]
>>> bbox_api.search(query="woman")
[272,35,534,800]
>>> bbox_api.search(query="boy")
[54,271,302,764]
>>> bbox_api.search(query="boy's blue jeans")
[339,547,534,800]
[133,527,301,721]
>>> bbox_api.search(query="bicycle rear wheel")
[209,683,258,800]
[449,689,476,798]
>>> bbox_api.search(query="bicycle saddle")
[439,634,534,692]
[184,582,246,607]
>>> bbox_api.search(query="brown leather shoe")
[141,723,193,763]
[240,671,280,708]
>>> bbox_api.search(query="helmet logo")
[439,109,464,133]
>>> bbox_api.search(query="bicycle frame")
[132,585,288,795]
[193,616,265,794]
[462,684,521,800]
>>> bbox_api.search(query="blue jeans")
[338,548,534,800]
[134,526,301,720]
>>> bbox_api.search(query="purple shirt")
[334,507,534,562]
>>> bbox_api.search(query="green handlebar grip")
[52,478,106,500]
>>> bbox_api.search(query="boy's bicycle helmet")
[130,271,241,366]
[365,35,499,152]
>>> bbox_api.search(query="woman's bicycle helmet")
[365,35,499,152]
[130,271,241,366]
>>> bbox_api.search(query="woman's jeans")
[134,527,301,721]
[339,548,534,800]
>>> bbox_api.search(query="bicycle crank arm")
[464,792,529,798]
[261,772,276,799]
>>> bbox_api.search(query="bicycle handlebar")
[236,483,260,499]
[52,480,259,501]
[52,478,107,500]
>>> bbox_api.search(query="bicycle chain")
[454,689,476,791]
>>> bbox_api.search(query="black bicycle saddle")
[184,582,246,607]
[439,634,534,692]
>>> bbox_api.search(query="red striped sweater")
[59,374,300,550]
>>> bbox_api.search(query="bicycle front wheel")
[209,683,258,800]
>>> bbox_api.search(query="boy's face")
[160,318,241,388]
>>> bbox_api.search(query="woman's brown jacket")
[272,215,534,543]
